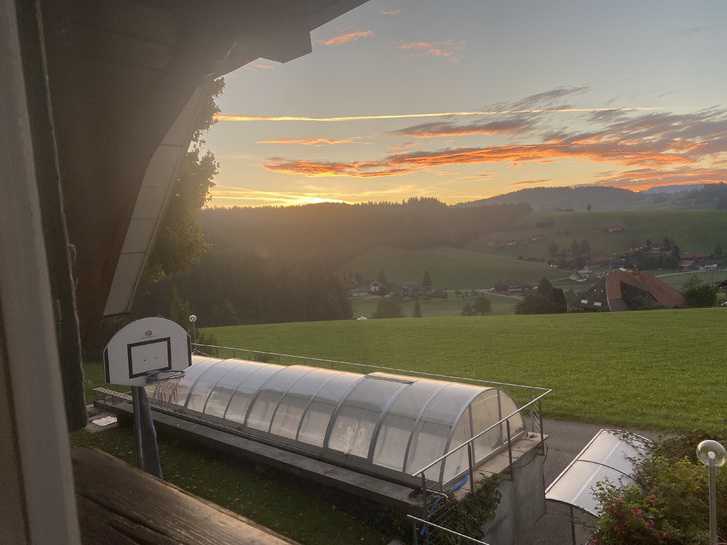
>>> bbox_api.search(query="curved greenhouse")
[147,356,525,487]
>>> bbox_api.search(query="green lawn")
[71,425,388,545]
[351,292,520,318]
[656,270,727,290]
[206,308,727,433]
[341,246,558,289]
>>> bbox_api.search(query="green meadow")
[207,308,727,433]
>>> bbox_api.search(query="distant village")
[348,232,727,317]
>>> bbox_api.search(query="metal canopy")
[147,356,525,487]
[545,429,651,516]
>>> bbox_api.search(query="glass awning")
[545,429,652,516]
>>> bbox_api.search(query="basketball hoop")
[103,317,192,478]
[103,317,191,387]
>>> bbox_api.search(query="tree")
[517,277,567,314]
[412,298,423,317]
[579,239,591,262]
[461,301,473,316]
[373,296,403,319]
[471,295,492,315]
[683,277,717,307]
[142,78,224,284]
[671,244,681,260]
[377,269,389,287]
[586,203,592,212]
[715,244,723,257]
[547,242,559,259]
[422,271,433,292]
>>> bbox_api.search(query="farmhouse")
[574,270,686,311]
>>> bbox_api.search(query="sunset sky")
[206,0,727,207]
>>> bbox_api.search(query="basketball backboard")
[103,317,191,386]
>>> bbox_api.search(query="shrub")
[683,283,718,308]
[590,431,727,545]
[373,296,404,318]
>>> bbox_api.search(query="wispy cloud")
[208,186,349,207]
[215,106,658,124]
[381,8,401,16]
[248,61,275,71]
[393,118,532,138]
[399,40,463,59]
[513,179,551,186]
[511,85,589,110]
[264,108,727,179]
[256,137,361,146]
[318,30,374,46]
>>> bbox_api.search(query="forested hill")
[134,199,531,327]
[460,186,643,211]
[199,198,531,263]
[459,183,727,211]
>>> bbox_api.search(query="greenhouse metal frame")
[146,352,542,489]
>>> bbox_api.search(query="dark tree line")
[134,252,352,327]
[200,198,532,265]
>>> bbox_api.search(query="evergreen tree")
[422,271,433,292]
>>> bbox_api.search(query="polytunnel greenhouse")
[146,355,526,488]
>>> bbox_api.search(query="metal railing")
[407,514,490,545]
[191,342,551,544]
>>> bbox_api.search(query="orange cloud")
[514,179,551,186]
[318,31,374,46]
[249,61,275,70]
[257,137,360,146]
[264,141,691,178]
[214,107,659,124]
[399,41,463,58]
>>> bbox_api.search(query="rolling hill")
[460,186,644,211]
[470,209,727,261]
[341,246,559,289]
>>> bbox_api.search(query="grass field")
[657,269,727,290]
[351,292,520,318]
[75,308,727,544]
[342,246,558,289]
[473,209,727,261]
[206,308,727,433]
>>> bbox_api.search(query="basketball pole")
[132,385,163,478]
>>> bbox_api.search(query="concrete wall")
[483,447,546,545]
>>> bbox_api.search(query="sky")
[205,0,727,208]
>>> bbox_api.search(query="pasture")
[206,308,727,433]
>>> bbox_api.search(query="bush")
[373,296,404,319]
[590,431,727,545]
[683,283,718,308]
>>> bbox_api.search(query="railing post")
[467,441,476,493]
[538,399,544,447]
[506,418,513,470]
[411,517,419,545]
